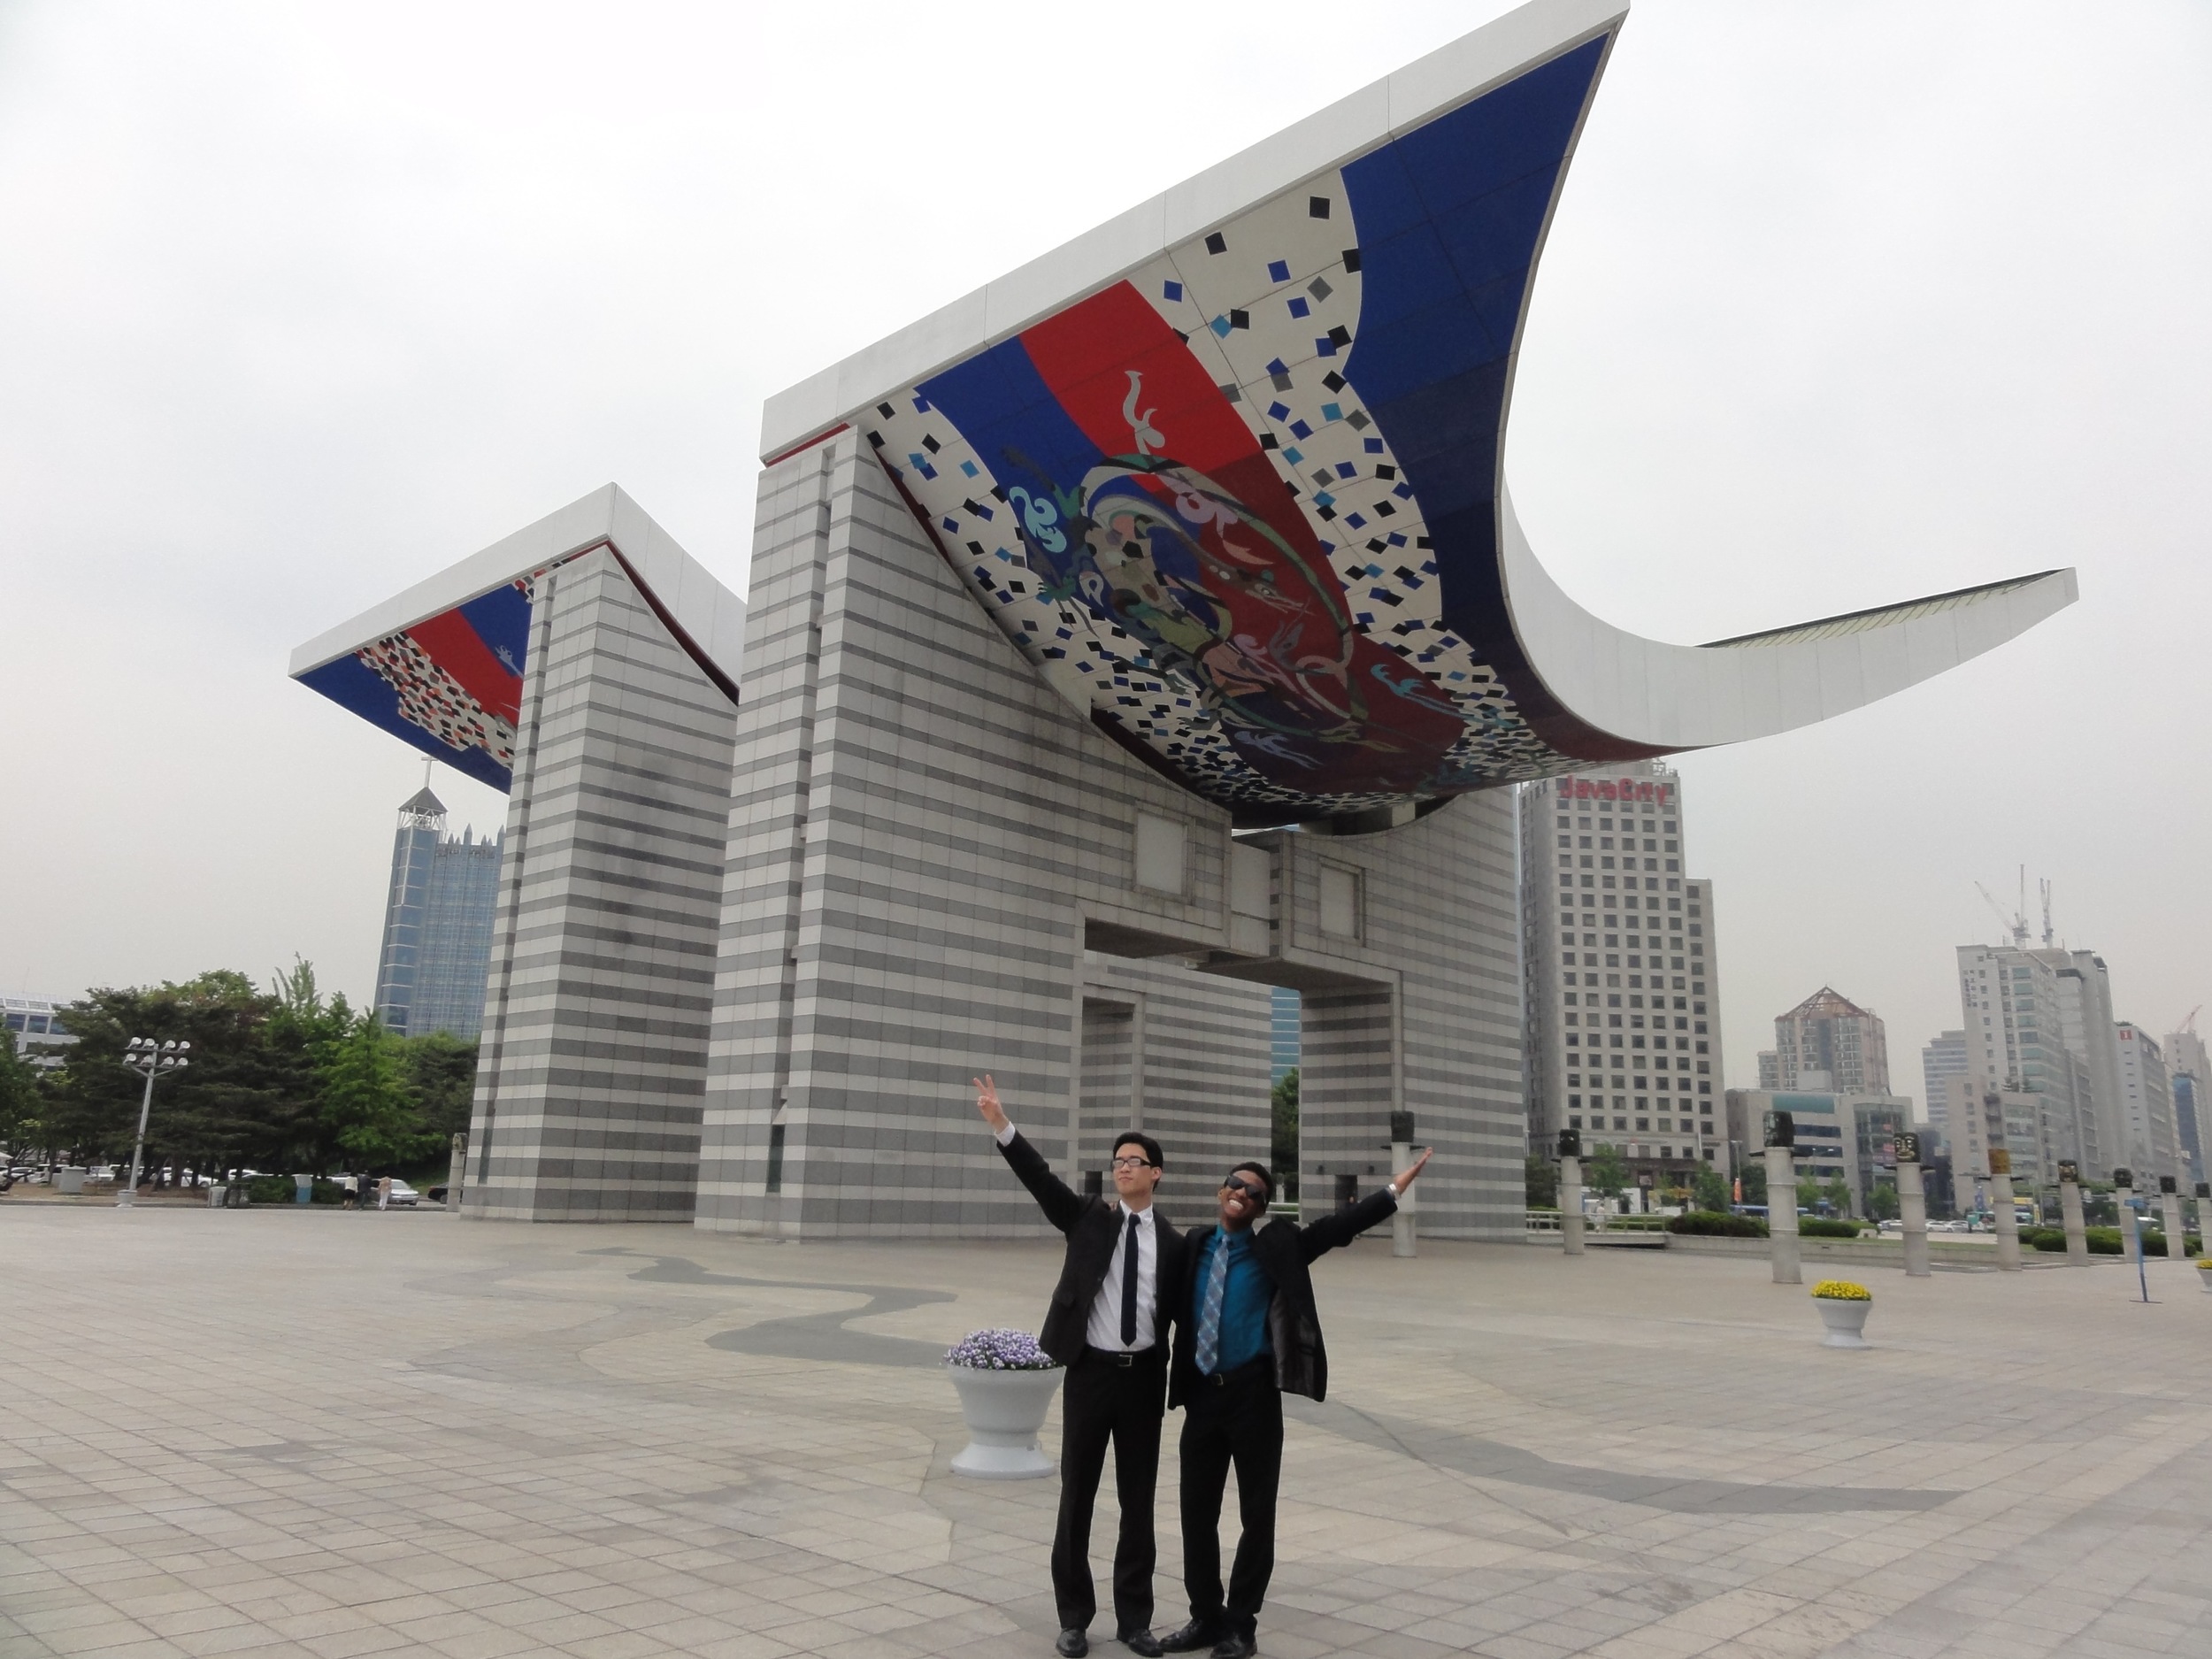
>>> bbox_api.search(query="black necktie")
[1121,1212,1141,1346]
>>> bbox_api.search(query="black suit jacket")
[1168,1187,1397,1407]
[997,1129,1186,1369]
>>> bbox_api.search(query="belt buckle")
[1208,1371,1226,1387]
[1111,1350,1135,1368]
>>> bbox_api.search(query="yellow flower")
[1811,1279,1871,1301]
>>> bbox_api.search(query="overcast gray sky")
[3,1,2206,1102]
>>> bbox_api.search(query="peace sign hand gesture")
[973,1075,1010,1135]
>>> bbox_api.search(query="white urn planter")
[1815,1297,1872,1348]
[946,1363,1063,1479]
[2197,1266,2212,1295]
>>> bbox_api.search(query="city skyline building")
[372,785,504,1041]
[1955,944,2116,1179]
[1772,986,1889,1094]
[1270,987,1300,1085]
[2166,1023,2209,1187]
[1921,1030,1969,1133]
[2113,1024,2178,1183]
[1520,761,1728,1187]
[1724,1087,1909,1218]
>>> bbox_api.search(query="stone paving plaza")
[4,1206,2209,1659]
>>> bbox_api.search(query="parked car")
[426,1186,449,1204]
[384,1179,421,1208]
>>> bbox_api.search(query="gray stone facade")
[693,435,1523,1240]
[465,548,740,1221]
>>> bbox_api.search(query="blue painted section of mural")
[1342,36,1607,747]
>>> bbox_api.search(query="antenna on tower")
[2040,879,2054,949]
[423,757,434,790]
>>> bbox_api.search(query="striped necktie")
[1194,1231,1231,1374]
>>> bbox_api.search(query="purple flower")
[944,1328,1059,1370]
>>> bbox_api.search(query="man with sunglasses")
[977,1075,1187,1658]
[1161,1148,1432,1659]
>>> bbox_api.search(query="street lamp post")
[117,1038,190,1210]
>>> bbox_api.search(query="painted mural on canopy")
[864,34,1611,821]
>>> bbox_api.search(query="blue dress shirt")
[1194,1226,1272,1374]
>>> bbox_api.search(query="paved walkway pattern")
[2,1207,2208,1658]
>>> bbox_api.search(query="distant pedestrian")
[376,1176,391,1211]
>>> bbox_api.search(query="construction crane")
[1975,878,2030,947]
[2184,1005,2202,1035]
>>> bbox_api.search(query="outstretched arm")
[1297,1148,1432,1263]
[975,1075,1086,1234]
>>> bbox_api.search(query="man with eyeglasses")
[977,1075,1187,1658]
[1159,1148,1432,1659]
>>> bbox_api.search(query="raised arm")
[1296,1148,1432,1263]
[976,1074,1086,1234]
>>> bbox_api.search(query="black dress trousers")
[1176,1359,1283,1641]
[1052,1346,1167,1633]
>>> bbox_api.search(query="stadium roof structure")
[760,0,2075,826]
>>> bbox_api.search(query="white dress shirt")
[997,1119,1158,1351]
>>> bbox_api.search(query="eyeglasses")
[1109,1156,1156,1171]
[1220,1174,1270,1202]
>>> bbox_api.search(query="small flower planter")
[1811,1280,1871,1348]
[2197,1263,2212,1295]
[944,1330,1063,1480]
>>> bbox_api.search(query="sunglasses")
[1220,1174,1270,1204]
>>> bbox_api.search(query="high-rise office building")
[1955,946,2106,1176]
[2166,1024,2209,1187]
[372,786,504,1041]
[1756,1051,1780,1090]
[1921,1031,1968,1132]
[1520,762,1727,1185]
[1772,987,1889,1094]
[2113,1025,2178,1181]
[1269,986,1300,1085]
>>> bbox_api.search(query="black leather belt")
[1087,1346,1159,1368]
[1202,1357,1272,1387]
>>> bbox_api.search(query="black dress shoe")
[1056,1630,1089,1658]
[1207,1635,1256,1659]
[1118,1631,1164,1658]
[1158,1621,1219,1654]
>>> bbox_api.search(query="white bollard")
[1990,1150,2021,1271]
[1560,1151,1585,1256]
[1766,1141,1801,1286]
[2160,1179,2186,1265]
[1897,1133,1931,1279]
[2059,1165,2089,1267]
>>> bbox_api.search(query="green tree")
[1269,1067,1299,1201]
[1691,1165,1730,1212]
[0,1032,45,1158]
[45,971,296,1178]
[1867,1180,1900,1221]
[403,1033,480,1141]
[319,1012,434,1171]
[1525,1154,1557,1209]
[1586,1142,1629,1200]
[1738,1160,1768,1208]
